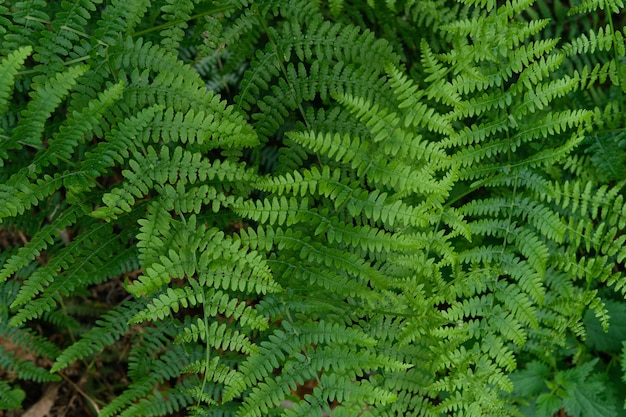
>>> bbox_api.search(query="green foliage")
[511,359,620,417]
[1,0,625,415]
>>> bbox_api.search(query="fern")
[1,0,626,415]
[0,281,61,408]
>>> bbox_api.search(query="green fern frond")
[0,379,25,410]
[385,63,456,135]
[0,284,61,402]
[79,105,161,179]
[134,199,174,268]
[0,0,48,56]
[496,283,539,329]
[551,180,626,225]
[0,80,124,216]
[563,24,624,58]
[149,104,259,151]
[0,347,59,383]
[0,205,81,283]
[278,267,371,301]
[93,0,150,45]
[99,341,206,417]
[0,64,86,172]
[236,18,399,112]
[130,212,278,297]
[257,166,431,228]
[285,373,398,417]
[251,61,392,140]
[92,133,256,220]
[34,80,123,170]
[177,315,254,353]
[231,195,306,226]
[266,227,389,288]
[569,0,626,14]
[330,94,449,173]
[503,254,546,304]
[9,221,132,326]
[131,282,269,331]
[51,301,142,372]
[274,20,398,66]
[1,0,625,414]
[0,46,32,117]
[0,282,60,356]
[224,320,377,402]
[32,0,99,71]
[158,0,194,51]
[117,381,197,417]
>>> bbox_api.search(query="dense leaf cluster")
[0,0,625,415]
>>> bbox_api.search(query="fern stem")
[59,25,85,37]
[59,371,102,413]
[443,183,482,209]
[17,55,91,76]
[132,4,235,38]
[500,169,519,257]
[23,15,49,24]
[254,6,311,131]
[603,0,625,115]
[196,296,211,409]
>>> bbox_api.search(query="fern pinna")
[0,0,625,416]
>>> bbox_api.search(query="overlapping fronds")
[1,0,625,415]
